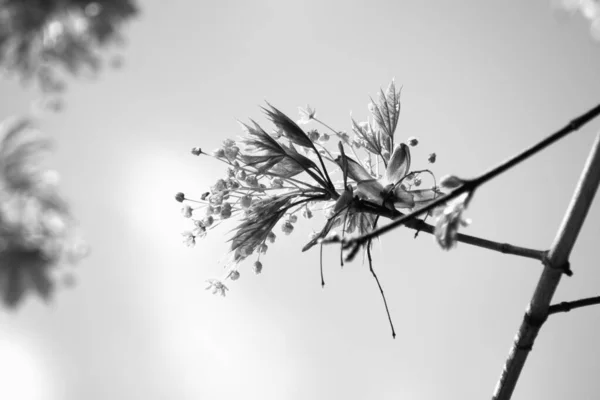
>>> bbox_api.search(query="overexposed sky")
[1,1,600,399]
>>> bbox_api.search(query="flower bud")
[237,170,246,180]
[439,175,464,189]
[223,138,236,148]
[224,146,239,162]
[407,137,419,146]
[302,208,313,219]
[428,153,437,163]
[201,192,210,200]
[414,177,422,187]
[267,231,276,243]
[308,130,320,141]
[175,192,185,202]
[203,215,214,227]
[288,214,298,223]
[240,195,251,209]
[281,221,294,235]
[212,148,225,158]
[181,205,193,218]
[258,243,268,254]
[230,270,240,281]
[253,261,263,275]
[319,133,330,142]
[191,147,202,156]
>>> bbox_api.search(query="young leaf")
[262,103,314,148]
[369,80,401,147]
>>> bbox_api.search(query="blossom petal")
[385,143,410,185]
[391,185,415,208]
[409,188,444,205]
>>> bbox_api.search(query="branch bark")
[548,296,600,315]
[353,202,548,261]
[492,130,600,400]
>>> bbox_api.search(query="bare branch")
[548,296,600,315]
[492,130,600,400]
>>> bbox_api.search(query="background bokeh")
[1,1,600,399]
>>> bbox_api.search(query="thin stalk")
[342,200,547,262]
[548,296,600,315]
[492,130,600,400]
[343,102,600,255]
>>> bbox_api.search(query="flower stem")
[343,102,600,255]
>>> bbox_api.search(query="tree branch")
[342,102,600,257]
[492,130,600,400]
[346,201,548,261]
[548,296,600,315]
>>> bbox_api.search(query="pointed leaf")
[369,80,401,144]
[262,103,314,148]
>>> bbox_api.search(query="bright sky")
[1,1,600,399]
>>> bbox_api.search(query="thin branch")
[342,102,600,256]
[367,239,396,339]
[338,200,548,262]
[548,296,600,315]
[492,130,600,400]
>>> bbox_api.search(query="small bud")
[319,133,330,142]
[439,175,464,190]
[241,195,252,209]
[308,130,320,141]
[428,153,437,163]
[236,170,246,180]
[223,139,236,148]
[270,178,284,188]
[414,177,422,187]
[191,147,202,156]
[281,221,294,235]
[230,270,240,281]
[220,207,232,219]
[201,192,210,200]
[224,146,239,162]
[288,214,298,223]
[175,192,185,202]
[267,231,276,243]
[407,137,419,146]
[181,231,196,247]
[258,243,268,254]
[246,175,259,187]
[253,261,263,275]
[302,208,313,219]
[181,205,193,218]
[203,215,214,227]
[212,148,225,158]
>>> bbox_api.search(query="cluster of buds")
[176,81,462,296]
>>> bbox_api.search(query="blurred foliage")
[0,0,138,95]
[0,117,86,308]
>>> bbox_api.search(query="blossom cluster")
[177,81,468,295]
[0,0,138,108]
[0,117,87,307]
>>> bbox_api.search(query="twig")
[340,200,548,262]
[342,102,600,257]
[367,240,396,339]
[491,130,600,400]
[548,296,600,315]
